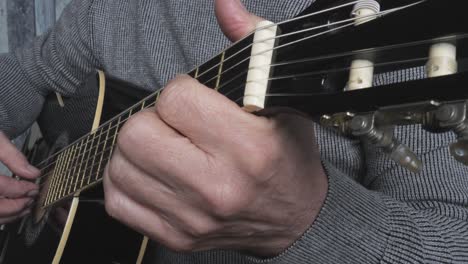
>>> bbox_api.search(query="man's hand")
[103,75,328,256]
[0,132,40,224]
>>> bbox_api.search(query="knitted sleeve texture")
[0,0,99,138]
[252,125,468,264]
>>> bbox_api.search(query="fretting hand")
[103,0,328,256]
[103,74,327,256]
[0,132,40,224]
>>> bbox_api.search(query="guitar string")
[34,22,458,180]
[30,7,402,173]
[224,57,429,99]
[32,23,467,179]
[36,19,363,180]
[33,3,430,201]
[37,77,382,208]
[36,100,158,184]
[195,0,424,80]
[35,54,432,190]
[38,57,433,208]
[30,1,420,170]
[33,51,426,179]
[194,0,369,80]
[196,4,417,83]
[216,32,468,94]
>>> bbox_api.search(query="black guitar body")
[1,74,151,264]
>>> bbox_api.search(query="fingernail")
[26,165,40,175]
[27,189,39,197]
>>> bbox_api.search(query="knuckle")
[169,239,195,253]
[244,134,282,180]
[157,75,197,120]
[117,111,154,150]
[107,158,125,185]
[205,182,251,218]
[187,220,219,238]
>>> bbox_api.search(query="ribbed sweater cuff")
[250,160,393,264]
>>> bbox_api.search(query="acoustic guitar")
[1,0,468,263]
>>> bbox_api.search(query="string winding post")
[352,0,381,25]
[426,43,457,78]
[346,0,380,90]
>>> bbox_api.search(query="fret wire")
[34,1,418,175]
[64,144,77,196]
[78,135,92,191]
[195,67,200,78]
[109,115,123,159]
[67,141,82,197]
[55,150,70,202]
[52,151,66,202]
[95,120,112,181]
[55,148,68,201]
[37,100,157,187]
[44,156,58,205]
[44,138,118,191]
[41,3,424,207]
[65,147,78,196]
[33,91,158,171]
[87,128,101,185]
[215,52,225,90]
[45,149,125,208]
[82,132,97,189]
[41,100,160,204]
[44,156,59,205]
[46,146,73,204]
[46,155,61,205]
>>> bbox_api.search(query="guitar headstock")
[232,0,468,172]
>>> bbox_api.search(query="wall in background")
[0,0,71,53]
[0,0,71,175]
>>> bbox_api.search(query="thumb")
[215,0,264,42]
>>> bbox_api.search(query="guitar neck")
[42,0,468,207]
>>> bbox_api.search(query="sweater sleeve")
[0,0,100,138]
[255,125,468,264]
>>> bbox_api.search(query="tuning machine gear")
[426,102,468,165]
[350,114,422,173]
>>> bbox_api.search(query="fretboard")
[42,33,257,208]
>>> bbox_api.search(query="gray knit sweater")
[1,1,468,263]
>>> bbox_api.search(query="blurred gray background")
[1,0,71,175]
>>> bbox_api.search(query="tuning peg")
[389,143,423,173]
[430,103,468,165]
[350,114,422,173]
[449,139,468,166]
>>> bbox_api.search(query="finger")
[157,75,267,151]
[0,209,31,224]
[0,197,33,218]
[215,0,264,42]
[0,132,40,179]
[116,110,207,184]
[103,174,194,252]
[105,147,179,207]
[0,175,39,198]
[106,149,218,234]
